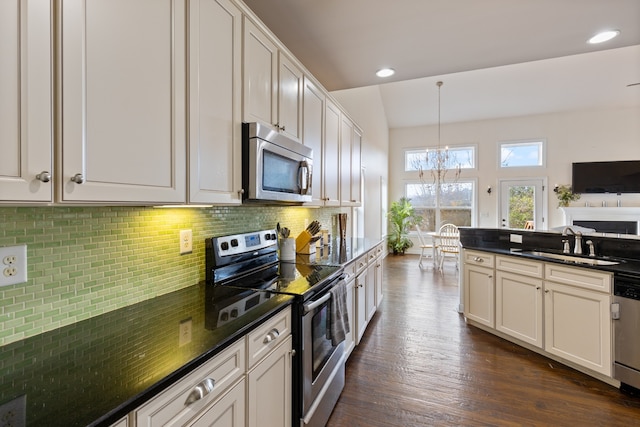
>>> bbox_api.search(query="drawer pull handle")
[474,257,483,263]
[263,328,280,344]
[184,378,215,405]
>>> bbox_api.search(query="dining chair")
[437,223,460,273]
[415,225,435,269]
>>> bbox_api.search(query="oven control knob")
[220,311,229,321]
[230,239,239,247]
[271,233,277,240]
[230,308,238,318]
[220,241,229,251]
[265,233,271,240]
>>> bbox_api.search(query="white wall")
[332,86,390,240]
[389,106,640,231]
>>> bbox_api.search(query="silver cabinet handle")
[474,257,483,263]
[184,378,215,405]
[263,328,280,344]
[71,173,85,184]
[36,171,51,182]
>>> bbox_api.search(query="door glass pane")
[507,185,534,229]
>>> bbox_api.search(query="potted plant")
[387,197,422,254]
[555,185,580,208]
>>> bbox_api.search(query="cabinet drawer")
[354,255,368,276]
[375,243,384,258]
[343,261,356,278]
[464,250,495,268]
[368,249,377,263]
[135,338,245,426]
[544,264,612,293]
[247,306,291,369]
[496,255,543,278]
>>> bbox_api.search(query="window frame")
[498,139,546,169]
[404,144,477,173]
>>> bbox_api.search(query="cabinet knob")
[238,189,245,195]
[545,290,550,294]
[36,171,51,183]
[70,173,85,184]
[184,378,215,405]
[536,286,541,290]
[263,328,280,344]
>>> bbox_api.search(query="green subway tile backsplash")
[0,205,346,346]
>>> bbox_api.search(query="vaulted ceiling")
[242,0,640,128]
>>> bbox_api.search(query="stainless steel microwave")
[242,122,313,203]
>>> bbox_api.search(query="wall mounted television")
[572,160,640,194]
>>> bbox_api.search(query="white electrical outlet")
[180,229,193,255]
[0,245,27,287]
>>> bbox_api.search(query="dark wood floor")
[327,255,640,426]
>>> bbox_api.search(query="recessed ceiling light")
[376,68,395,78]
[588,30,620,44]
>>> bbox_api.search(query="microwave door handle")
[298,160,310,195]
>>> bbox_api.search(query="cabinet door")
[365,262,376,321]
[344,276,356,359]
[350,126,362,205]
[496,271,543,348]
[302,77,325,206]
[0,0,52,202]
[544,281,612,376]
[322,99,341,206]
[188,0,242,204]
[243,18,277,127]
[59,0,186,203]
[355,270,368,344]
[277,53,303,142]
[247,335,292,427]
[189,379,245,427]
[464,264,495,327]
[375,253,384,308]
[340,116,354,206]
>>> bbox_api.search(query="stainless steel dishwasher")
[613,273,640,391]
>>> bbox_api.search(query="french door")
[499,179,546,230]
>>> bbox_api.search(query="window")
[406,180,475,232]
[500,140,545,168]
[405,146,476,172]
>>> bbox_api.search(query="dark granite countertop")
[460,227,640,278]
[293,238,383,266]
[0,282,294,427]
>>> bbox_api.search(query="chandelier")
[418,81,461,186]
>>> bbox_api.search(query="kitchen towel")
[328,280,350,346]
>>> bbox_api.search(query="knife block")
[296,230,316,254]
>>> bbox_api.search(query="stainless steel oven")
[300,275,346,427]
[613,273,640,390]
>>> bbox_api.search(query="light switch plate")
[510,234,523,244]
[0,245,27,287]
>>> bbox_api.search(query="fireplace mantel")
[561,207,640,234]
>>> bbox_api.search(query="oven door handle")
[304,292,331,314]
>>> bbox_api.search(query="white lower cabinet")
[134,338,245,426]
[495,255,544,348]
[544,279,612,376]
[189,379,245,427]
[247,335,292,427]
[496,271,543,348]
[464,250,614,380]
[343,263,356,359]
[133,307,292,427]
[464,263,495,328]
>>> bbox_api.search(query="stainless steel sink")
[523,251,620,266]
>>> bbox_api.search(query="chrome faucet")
[562,226,583,255]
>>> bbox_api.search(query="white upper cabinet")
[188,0,243,204]
[0,0,53,203]
[59,0,186,204]
[243,18,303,142]
[340,115,362,206]
[322,99,341,206]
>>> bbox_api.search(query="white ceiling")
[242,0,640,128]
